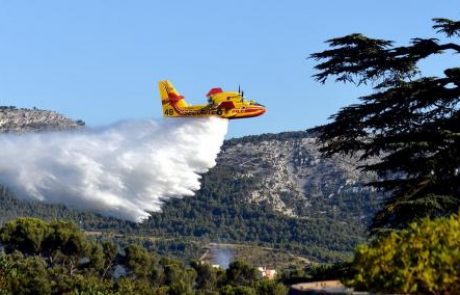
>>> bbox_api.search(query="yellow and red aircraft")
[159,80,266,119]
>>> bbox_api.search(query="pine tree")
[311,18,460,228]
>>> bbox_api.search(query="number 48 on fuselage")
[159,80,266,119]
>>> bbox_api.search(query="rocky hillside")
[219,132,382,221]
[0,106,84,133]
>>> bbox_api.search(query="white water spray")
[0,117,228,222]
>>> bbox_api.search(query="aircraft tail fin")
[158,80,188,117]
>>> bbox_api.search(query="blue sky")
[0,1,459,138]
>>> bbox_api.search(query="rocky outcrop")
[0,106,84,133]
[218,132,383,219]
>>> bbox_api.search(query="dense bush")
[345,213,460,293]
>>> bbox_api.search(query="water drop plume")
[0,117,228,222]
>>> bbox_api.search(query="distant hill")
[0,107,383,263]
[0,106,84,133]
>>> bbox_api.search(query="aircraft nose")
[258,105,266,116]
[256,106,267,116]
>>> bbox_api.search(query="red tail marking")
[168,92,184,103]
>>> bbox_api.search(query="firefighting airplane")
[159,80,266,119]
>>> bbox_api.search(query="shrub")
[345,213,460,293]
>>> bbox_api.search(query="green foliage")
[0,218,101,278]
[0,217,290,294]
[346,213,460,293]
[220,285,256,295]
[3,255,51,295]
[45,220,88,256]
[191,261,219,291]
[224,261,259,287]
[255,279,288,295]
[123,244,154,278]
[0,217,50,255]
[311,18,460,228]
[99,241,117,278]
